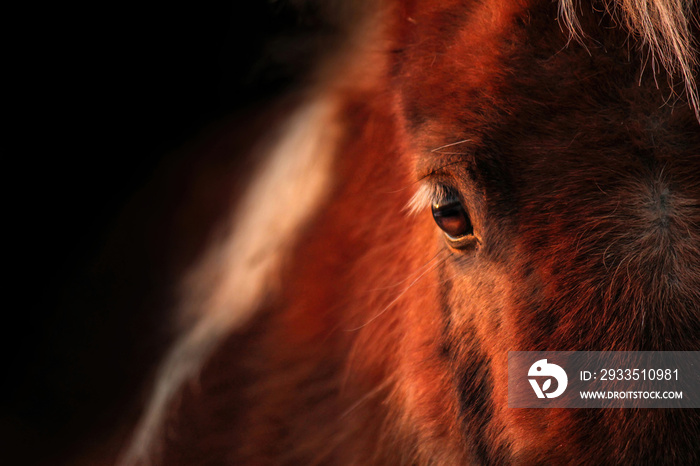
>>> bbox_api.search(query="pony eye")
[431,195,474,241]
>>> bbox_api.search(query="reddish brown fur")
[126,0,700,464]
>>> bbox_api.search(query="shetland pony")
[121,0,700,464]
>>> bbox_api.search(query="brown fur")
[124,0,700,464]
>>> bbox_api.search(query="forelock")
[559,0,699,119]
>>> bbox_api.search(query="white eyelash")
[406,182,448,215]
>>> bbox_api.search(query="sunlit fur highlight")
[406,181,449,215]
[118,92,342,466]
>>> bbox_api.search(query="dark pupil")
[431,199,473,238]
